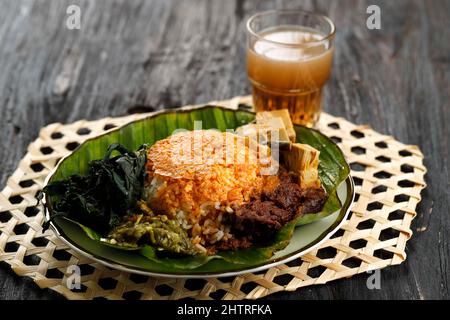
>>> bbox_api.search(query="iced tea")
[246,11,335,127]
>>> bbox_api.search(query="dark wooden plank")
[0,0,448,300]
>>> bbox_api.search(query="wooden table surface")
[0,0,449,300]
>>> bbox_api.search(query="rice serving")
[144,130,277,253]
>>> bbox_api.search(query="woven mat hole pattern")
[0,96,427,300]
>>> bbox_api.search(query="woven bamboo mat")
[0,95,427,300]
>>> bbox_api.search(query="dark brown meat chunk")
[226,175,327,244]
[233,200,293,238]
[213,169,328,251]
[263,180,304,213]
[296,188,328,216]
[262,169,327,216]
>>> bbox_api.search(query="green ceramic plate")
[44,106,354,278]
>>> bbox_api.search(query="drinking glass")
[246,10,336,127]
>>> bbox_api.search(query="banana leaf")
[46,106,350,270]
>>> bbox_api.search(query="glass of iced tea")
[246,10,336,127]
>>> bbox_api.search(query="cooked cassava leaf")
[43,143,148,234]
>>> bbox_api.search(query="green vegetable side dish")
[43,106,350,270]
[43,144,147,234]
